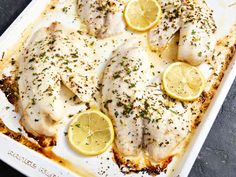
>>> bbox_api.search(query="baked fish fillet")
[178,0,217,65]
[52,23,97,103]
[143,85,191,162]
[19,23,97,146]
[148,0,181,50]
[19,26,63,146]
[77,0,127,38]
[102,39,149,156]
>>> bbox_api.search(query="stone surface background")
[0,0,236,176]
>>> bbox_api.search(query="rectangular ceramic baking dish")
[0,0,236,177]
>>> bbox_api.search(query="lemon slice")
[68,109,114,156]
[162,62,205,101]
[124,0,162,32]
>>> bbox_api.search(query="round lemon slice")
[162,62,205,101]
[124,0,162,32]
[68,109,114,156]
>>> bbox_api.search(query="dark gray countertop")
[0,0,235,177]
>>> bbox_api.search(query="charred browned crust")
[20,122,57,147]
[18,115,57,147]
[0,118,73,167]
[193,41,236,128]
[0,118,94,177]
[0,119,42,152]
[113,148,173,175]
[0,76,18,105]
[0,75,56,147]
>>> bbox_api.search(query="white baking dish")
[0,0,236,177]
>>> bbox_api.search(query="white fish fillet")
[178,0,217,65]
[78,0,127,38]
[19,23,97,146]
[52,24,97,102]
[148,0,181,50]
[19,27,63,146]
[102,39,149,156]
[143,85,191,162]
